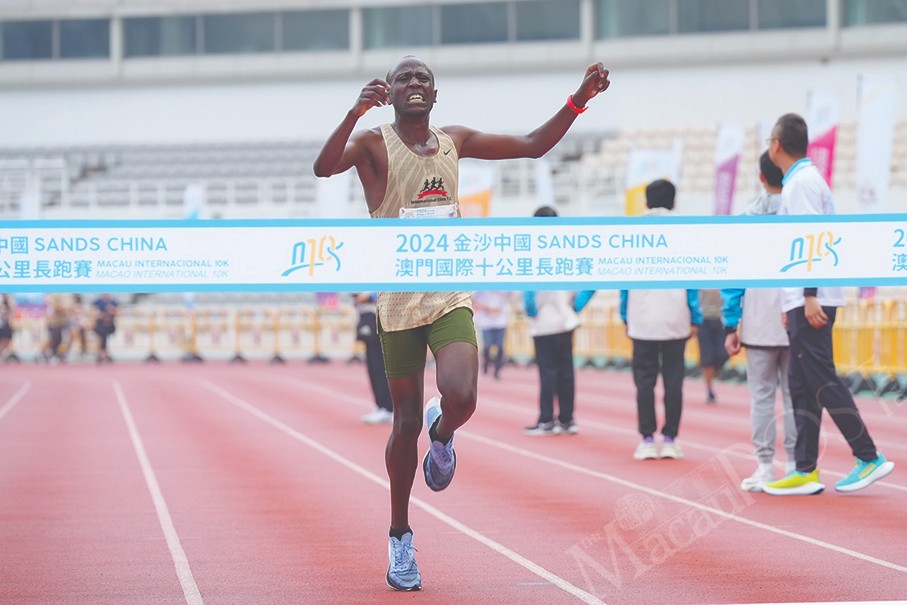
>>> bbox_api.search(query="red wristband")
[567,95,587,114]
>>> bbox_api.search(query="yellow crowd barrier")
[3,299,906,389]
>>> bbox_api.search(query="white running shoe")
[386,532,421,591]
[361,408,393,425]
[740,464,776,492]
[659,439,684,460]
[633,440,658,460]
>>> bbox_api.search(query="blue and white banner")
[1,216,906,292]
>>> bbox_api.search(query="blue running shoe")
[386,532,421,591]
[423,397,456,492]
[835,453,895,493]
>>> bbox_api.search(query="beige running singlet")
[372,123,472,332]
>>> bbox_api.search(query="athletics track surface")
[1,361,905,605]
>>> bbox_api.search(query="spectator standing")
[43,293,72,364]
[763,113,894,495]
[523,206,594,436]
[722,151,797,492]
[356,292,394,425]
[472,290,512,380]
[620,180,702,460]
[69,294,88,358]
[0,294,15,361]
[92,293,118,364]
[697,289,728,403]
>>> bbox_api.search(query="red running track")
[1,361,906,605]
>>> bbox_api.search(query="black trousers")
[533,330,576,424]
[787,306,877,472]
[360,312,392,412]
[632,338,687,438]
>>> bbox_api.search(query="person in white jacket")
[722,151,797,492]
[620,180,702,460]
[763,113,894,495]
[523,205,595,436]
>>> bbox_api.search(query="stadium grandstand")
[1,0,906,220]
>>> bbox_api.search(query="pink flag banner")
[805,92,841,187]
[712,124,744,215]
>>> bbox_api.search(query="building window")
[124,16,197,57]
[516,0,580,41]
[677,0,750,33]
[363,6,434,49]
[843,0,907,25]
[596,0,670,38]
[0,20,53,60]
[203,12,276,54]
[282,10,349,51]
[60,19,110,59]
[758,0,826,29]
[441,2,509,44]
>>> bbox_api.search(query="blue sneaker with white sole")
[386,532,421,591]
[423,397,456,491]
[835,453,895,493]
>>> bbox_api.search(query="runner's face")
[388,60,435,116]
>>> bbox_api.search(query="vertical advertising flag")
[805,92,841,187]
[855,75,897,213]
[713,124,744,215]
[624,141,682,216]
[18,172,41,220]
[182,183,206,220]
[458,159,495,217]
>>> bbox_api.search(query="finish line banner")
[1,216,906,293]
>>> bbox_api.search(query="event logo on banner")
[713,124,744,215]
[624,140,682,216]
[2,216,907,292]
[855,75,897,213]
[780,231,842,273]
[805,92,841,187]
[282,236,344,277]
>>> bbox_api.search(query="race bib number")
[399,203,459,219]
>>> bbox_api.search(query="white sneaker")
[741,464,776,492]
[633,440,658,460]
[361,408,393,425]
[659,440,684,459]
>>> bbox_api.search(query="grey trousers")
[746,347,796,464]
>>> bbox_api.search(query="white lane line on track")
[255,379,907,573]
[113,381,204,605]
[199,379,606,605]
[505,375,907,451]
[482,396,907,493]
[0,382,30,422]
[458,429,907,576]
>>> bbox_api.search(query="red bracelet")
[567,95,587,114]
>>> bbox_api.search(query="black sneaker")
[523,421,560,436]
